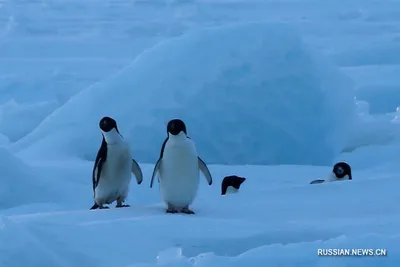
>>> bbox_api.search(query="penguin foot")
[116,204,130,208]
[99,206,110,209]
[166,208,179,214]
[90,203,110,210]
[116,198,129,208]
[90,203,99,210]
[181,207,195,215]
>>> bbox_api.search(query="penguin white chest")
[106,144,132,172]
[325,172,350,183]
[160,140,199,208]
[96,142,132,203]
[225,186,239,195]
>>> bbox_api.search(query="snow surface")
[11,22,356,166]
[1,0,400,266]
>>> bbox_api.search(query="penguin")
[326,161,352,182]
[90,116,143,210]
[150,119,212,214]
[310,162,352,184]
[221,175,246,195]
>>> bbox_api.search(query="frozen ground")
[1,155,400,267]
[1,0,400,266]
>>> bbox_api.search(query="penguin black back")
[333,162,352,180]
[221,175,246,195]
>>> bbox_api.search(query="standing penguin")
[90,116,143,210]
[150,119,212,214]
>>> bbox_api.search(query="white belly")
[95,144,132,204]
[159,143,199,208]
[225,186,239,195]
[325,172,351,183]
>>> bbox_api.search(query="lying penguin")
[221,175,246,195]
[310,162,352,184]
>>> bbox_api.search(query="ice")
[0,100,58,142]
[0,147,55,210]
[1,0,400,266]
[0,133,10,147]
[0,216,73,267]
[355,99,370,116]
[392,106,400,122]
[344,65,400,114]
[12,22,355,166]
[157,247,184,265]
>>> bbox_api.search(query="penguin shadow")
[178,228,343,257]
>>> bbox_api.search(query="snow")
[1,0,400,266]
[1,163,399,266]
[0,100,58,142]
[11,22,356,166]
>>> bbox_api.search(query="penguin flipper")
[150,158,162,188]
[310,179,325,184]
[131,159,143,185]
[198,157,212,185]
[92,156,105,192]
[93,138,107,192]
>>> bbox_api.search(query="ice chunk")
[157,247,184,265]
[12,22,355,165]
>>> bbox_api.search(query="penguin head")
[99,116,119,133]
[221,175,246,195]
[167,119,187,137]
[331,161,352,180]
[99,117,121,144]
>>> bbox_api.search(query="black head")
[221,175,246,195]
[167,119,187,136]
[332,162,352,180]
[99,116,119,133]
